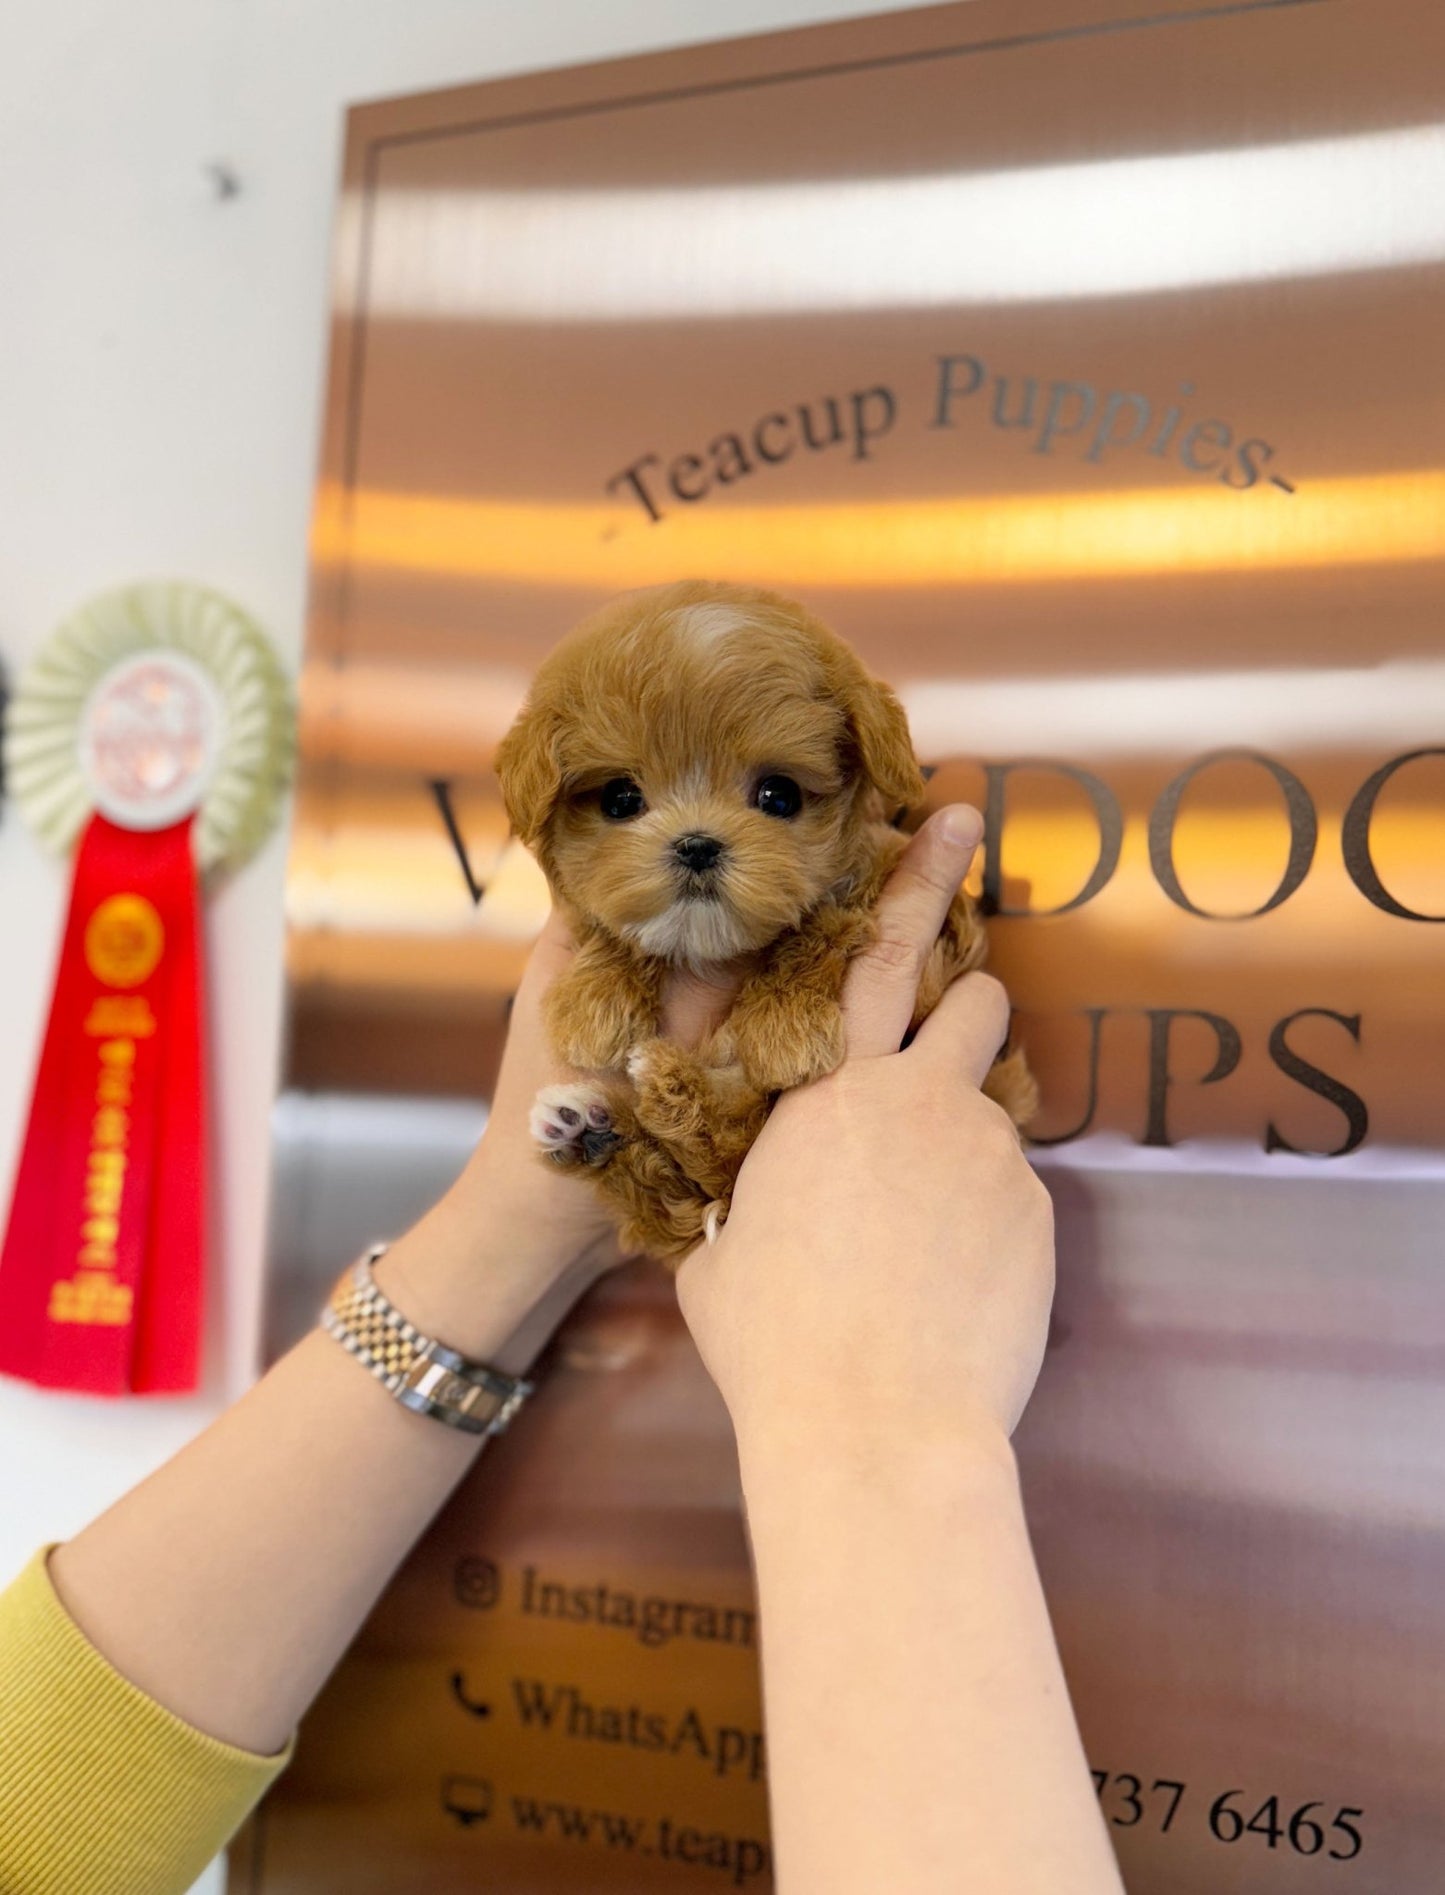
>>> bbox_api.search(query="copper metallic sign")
[235,2,1445,1889]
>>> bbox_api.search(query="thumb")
[838,805,983,1060]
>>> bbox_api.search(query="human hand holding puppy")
[676,801,1054,1463]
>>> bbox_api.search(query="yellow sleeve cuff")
[0,1547,293,1895]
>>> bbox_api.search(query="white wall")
[0,2,927,1888]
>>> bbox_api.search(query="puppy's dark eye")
[755,775,802,819]
[599,777,646,820]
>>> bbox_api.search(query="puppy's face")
[496,584,923,967]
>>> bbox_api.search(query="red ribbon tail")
[0,815,207,1395]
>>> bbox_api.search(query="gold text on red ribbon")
[48,1000,157,1328]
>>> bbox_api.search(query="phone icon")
[450,1670,492,1718]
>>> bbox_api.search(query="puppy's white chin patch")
[625,900,756,966]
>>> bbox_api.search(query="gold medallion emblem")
[84,894,164,989]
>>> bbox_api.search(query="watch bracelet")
[321,1242,534,1437]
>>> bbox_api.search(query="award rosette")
[0,583,292,1394]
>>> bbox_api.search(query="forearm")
[740,1425,1123,1895]
[50,1157,605,1757]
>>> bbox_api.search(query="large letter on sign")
[1148,749,1317,919]
[981,761,1123,918]
[1341,748,1445,921]
[1266,1009,1368,1157]
[1144,1009,1243,1148]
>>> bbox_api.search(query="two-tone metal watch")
[321,1243,534,1437]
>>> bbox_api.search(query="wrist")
[735,1400,1020,1520]
[370,1155,613,1371]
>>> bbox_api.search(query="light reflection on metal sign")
[238,2,1445,1889]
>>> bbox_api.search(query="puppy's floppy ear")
[495,698,564,848]
[841,670,926,812]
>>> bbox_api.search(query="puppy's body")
[496,581,1036,1262]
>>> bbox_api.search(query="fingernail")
[941,804,983,853]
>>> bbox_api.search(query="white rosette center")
[79,650,225,832]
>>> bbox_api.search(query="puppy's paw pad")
[530,1083,612,1150]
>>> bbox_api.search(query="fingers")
[534,904,576,959]
[508,909,578,1033]
[909,970,1013,1089]
[517,905,575,988]
[838,805,983,1061]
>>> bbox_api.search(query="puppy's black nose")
[673,833,724,873]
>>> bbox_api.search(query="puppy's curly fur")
[496,580,1037,1262]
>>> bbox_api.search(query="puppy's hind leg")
[595,1140,718,1266]
[625,1042,767,1202]
[982,1046,1039,1131]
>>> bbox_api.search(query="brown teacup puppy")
[496,579,1036,1262]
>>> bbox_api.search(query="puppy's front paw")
[624,1042,656,1086]
[626,1040,709,1143]
[530,1083,624,1168]
[737,993,844,1091]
